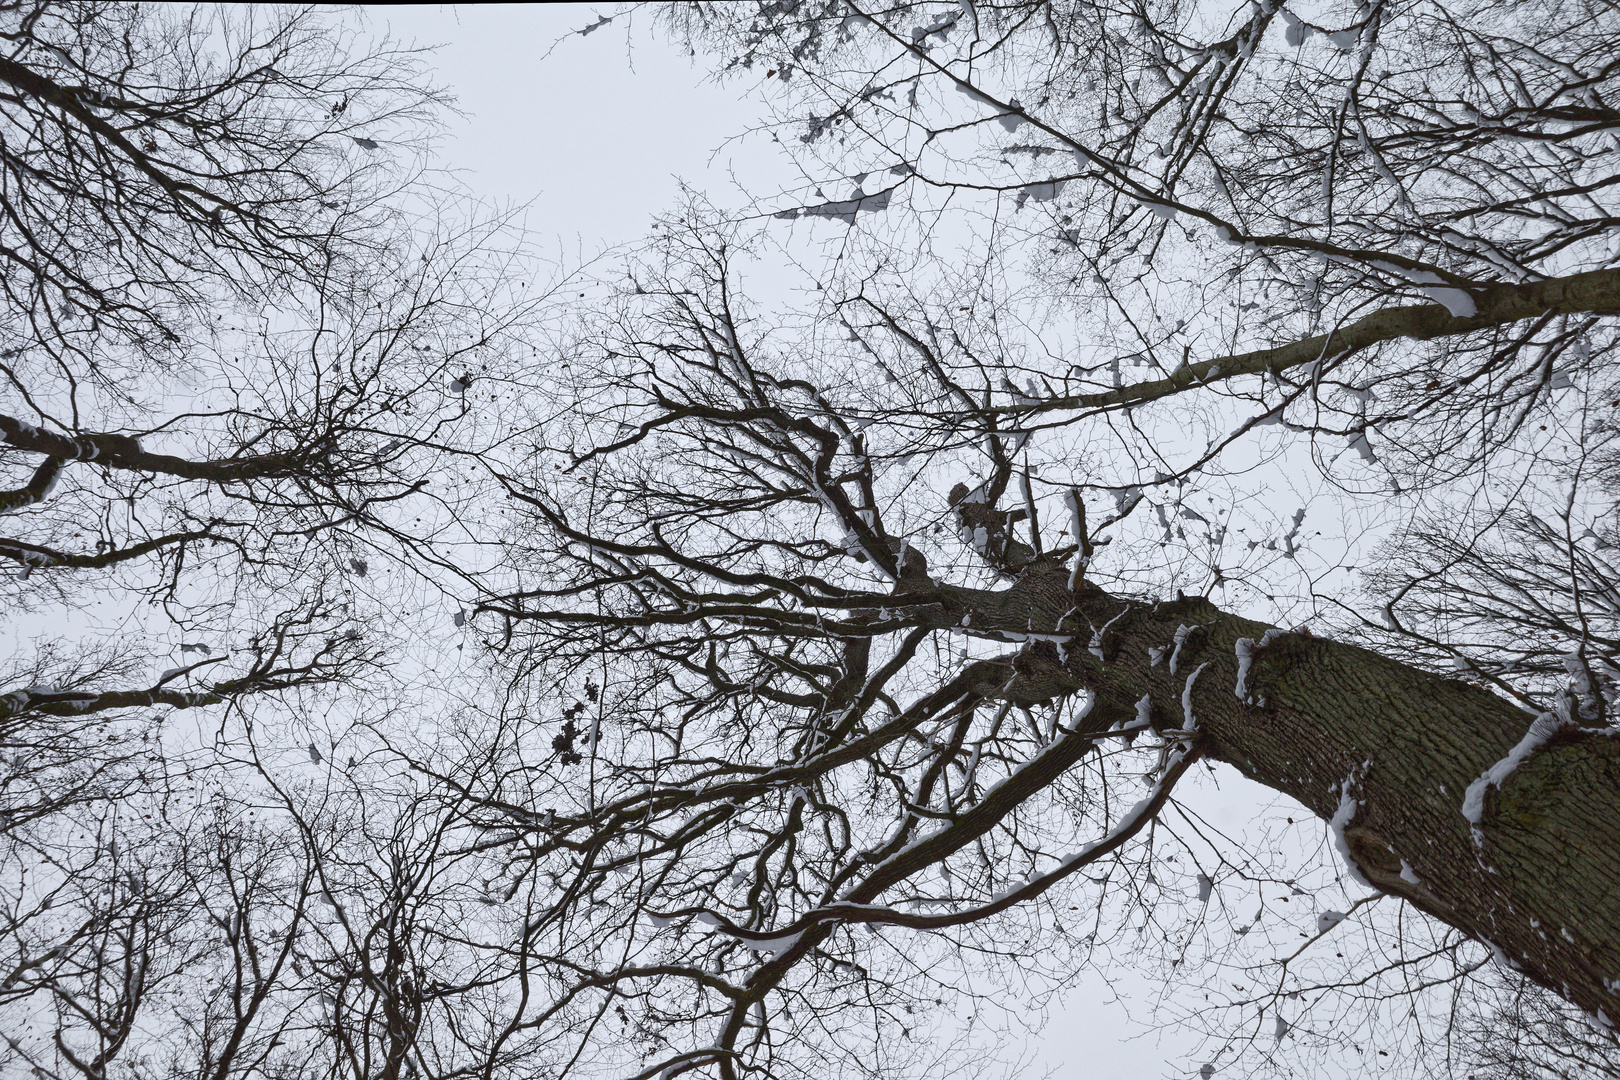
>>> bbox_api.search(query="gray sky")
[376,6,774,246]
[366,8,1306,1078]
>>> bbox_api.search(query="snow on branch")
[1461,694,1576,839]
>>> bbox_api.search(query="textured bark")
[927,560,1620,1021]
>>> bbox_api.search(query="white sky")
[367,8,1318,1078]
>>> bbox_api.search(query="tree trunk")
[937,563,1620,1022]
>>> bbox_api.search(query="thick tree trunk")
[934,563,1620,1022]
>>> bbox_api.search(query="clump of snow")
[1420,285,1477,318]
[1280,10,1312,46]
[1137,199,1177,221]
[1017,180,1066,208]
[1316,910,1347,933]
[1326,28,1359,51]
[779,188,894,225]
[955,81,1002,110]
[1155,502,1174,542]
[1365,259,1478,317]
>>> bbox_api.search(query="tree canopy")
[2,4,1619,1080]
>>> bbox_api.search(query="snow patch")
[1168,624,1196,674]
[1234,638,1255,698]
[1346,431,1377,463]
[1182,663,1210,729]
[1461,701,1570,833]
[1329,776,1374,889]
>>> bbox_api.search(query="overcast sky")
[365,9,1299,1078]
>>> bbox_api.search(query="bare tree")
[558,2,1620,1070]
[7,4,1620,1080]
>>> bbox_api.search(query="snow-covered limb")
[993,629,1082,665]
[980,267,1620,421]
[1366,259,1477,318]
[1018,469,1041,555]
[1053,688,1097,736]
[1064,488,1088,588]
[627,1046,738,1080]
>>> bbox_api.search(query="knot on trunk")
[1008,640,1082,705]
